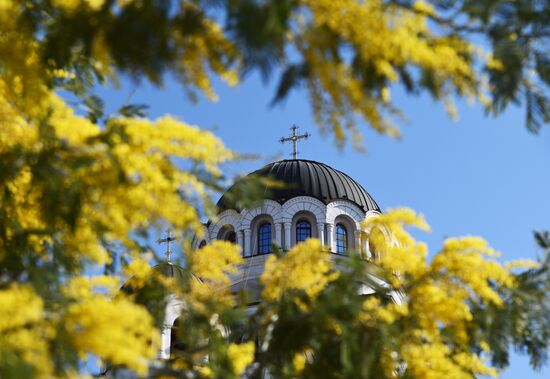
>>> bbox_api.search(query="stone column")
[160,327,170,359]
[317,223,325,247]
[244,229,252,257]
[354,230,362,254]
[275,223,282,248]
[284,222,292,251]
[326,223,334,252]
[236,230,244,256]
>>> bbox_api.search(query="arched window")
[225,231,236,244]
[296,220,311,243]
[170,318,185,356]
[258,223,272,254]
[336,223,348,255]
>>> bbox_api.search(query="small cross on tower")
[279,125,310,159]
[157,229,177,263]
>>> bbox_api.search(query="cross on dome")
[157,229,177,263]
[279,124,310,159]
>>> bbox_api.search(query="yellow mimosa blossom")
[412,0,436,16]
[65,295,158,375]
[261,239,339,301]
[360,208,528,378]
[0,5,234,369]
[293,351,307,373]
[184,241,243,313]
[295,0,479,143]
[51,0,106,12]
[0,285,54,377]
[364,208,431,287]
[504,259,540,270]
[190,241,242,285]
[227,342,255,375]
[402,342,498,379]
[63,275,120,299]
[122,254,155,290]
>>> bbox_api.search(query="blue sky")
[98,70,550,378]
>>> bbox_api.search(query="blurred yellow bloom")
[297,0,478,141]
[227,342,255,375]
[412,0,436,16]
[293,351,307,373]
[65,295,158,376]
[63,275,119,299]
[122,254,155,290]
[0,285,54,377]
[190,240,242,285]
[261,239,339,302]
[360,207,521,377]
[504,259,540,270]
[51,0,106,12]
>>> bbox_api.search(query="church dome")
[152,262,188,284]
[217,159,380,212]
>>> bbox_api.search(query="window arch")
[296,220,312,243]
[225,231,236,243]
[170,318,185,356]
[217,225,236,243]
[258,223,272,254]
[336,223,348,255]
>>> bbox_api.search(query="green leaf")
[116,104,149,118]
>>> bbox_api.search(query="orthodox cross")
[157,229,177,263]
[279,125,310,159]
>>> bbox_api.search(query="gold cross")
[279,125,310,159]
[157,229,177,263]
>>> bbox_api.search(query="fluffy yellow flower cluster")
[173,2,240,101]
[0,285,54,377]
[1,99,232,265]
[401,343,498,379]
[122,254,156,290]
[0,0,234,271]
[190,241,242,284]
[0,1,234,376]
[51,0,106,12]
[62,275,120,299]
[65,295,158,375]
[55,276,156,375]
[227,342,255,375]
[51,0,238,100]
[186,241,243,313]
[261,239,339,302]
[432,237,514,306]
[362,208,534,378]
[295,0,479,144]
[364,208,431,287]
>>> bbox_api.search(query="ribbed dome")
[217,159,380,212]
[153,262,188,283]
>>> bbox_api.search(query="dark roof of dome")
[153,262,187,281]
[217,159,380,213]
